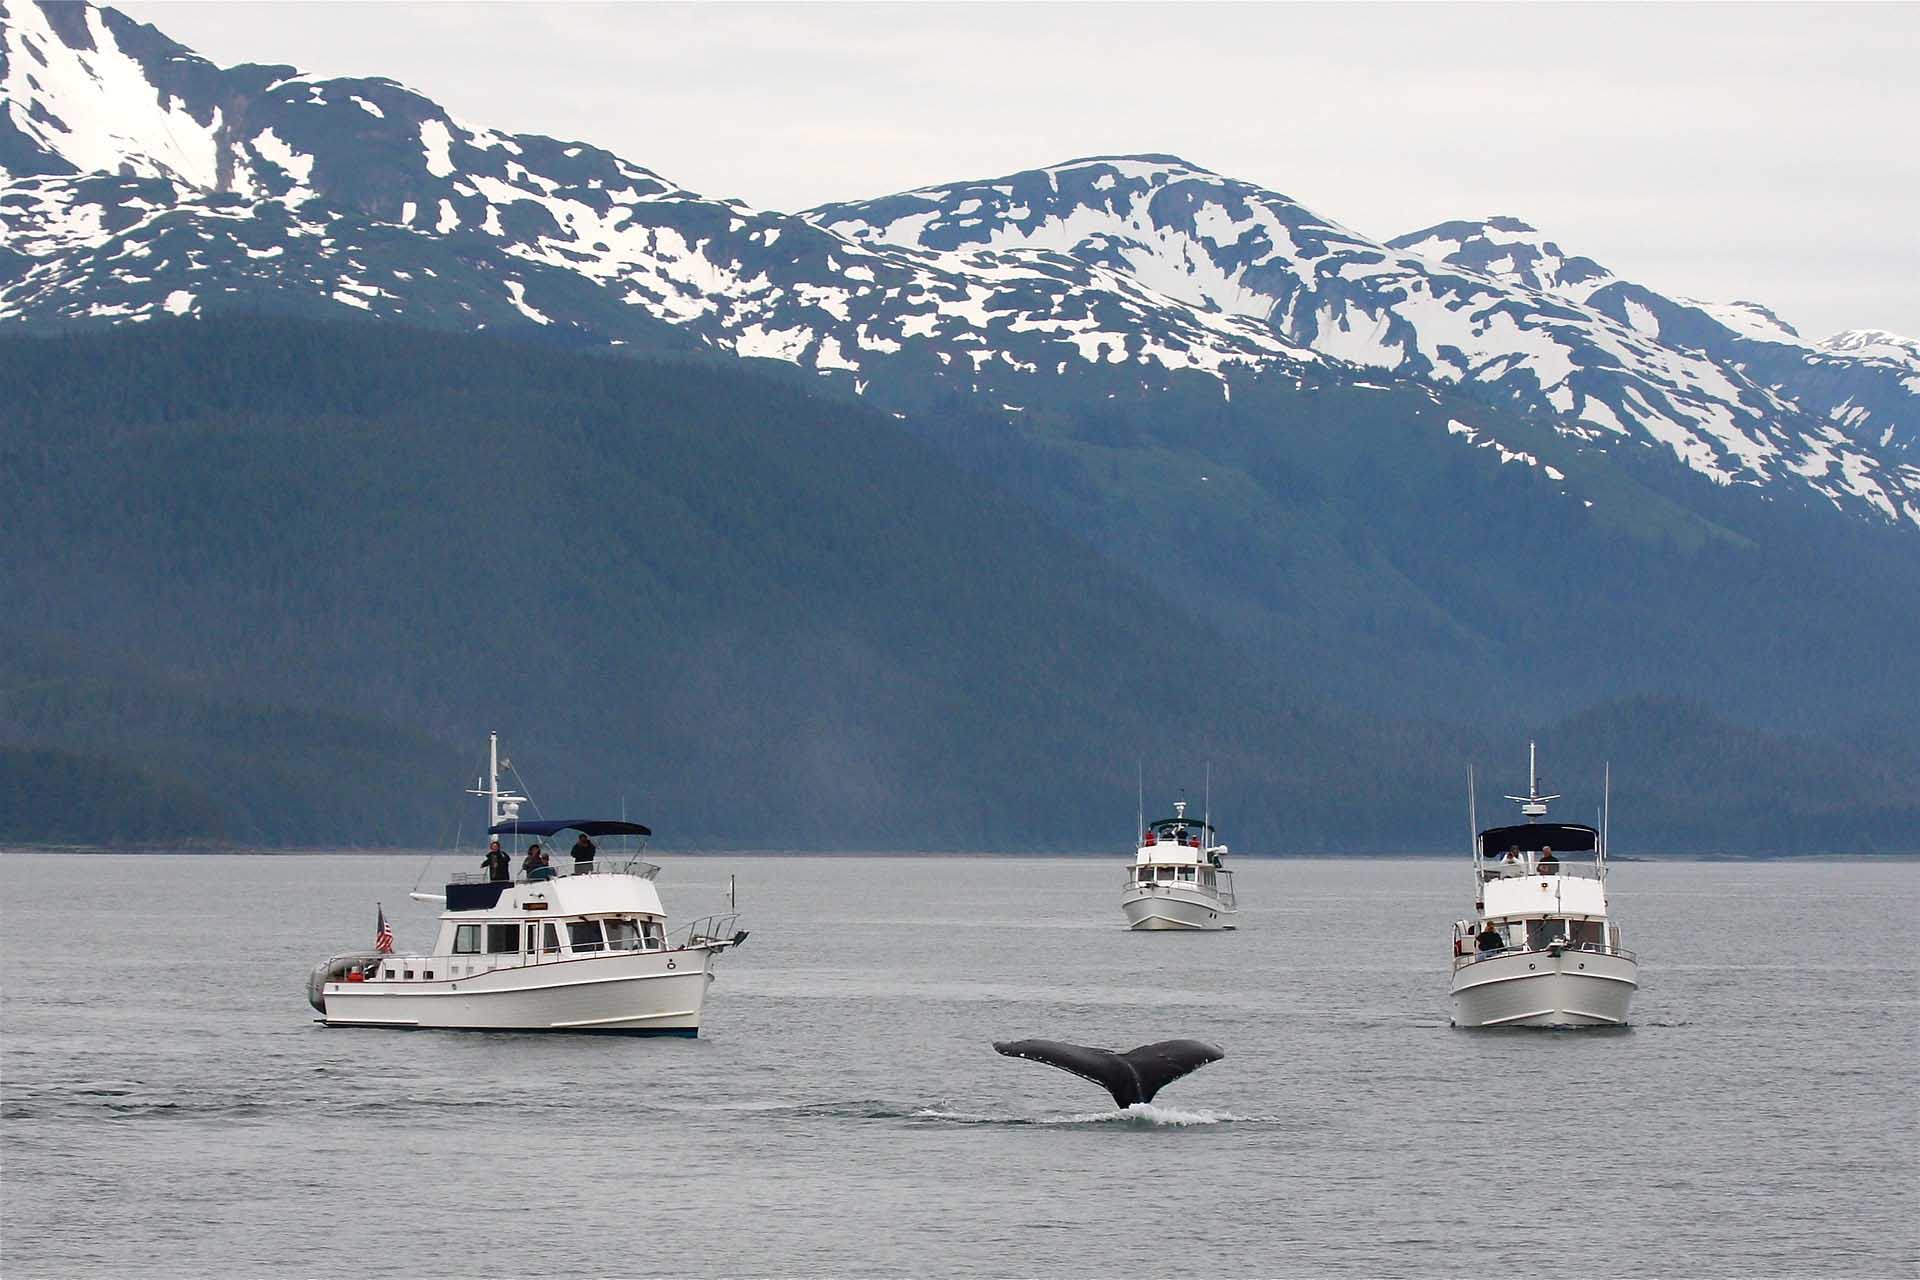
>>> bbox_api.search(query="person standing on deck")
[483,841,511,882]
[570,832,598,875]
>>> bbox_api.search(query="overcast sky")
[114,1,1920,340]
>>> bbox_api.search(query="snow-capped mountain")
[4,0,1916,530]
[0,0,1311,384]
[1387,217,1919,458]
[814,168,1918,525]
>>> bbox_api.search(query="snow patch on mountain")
[1,0,222,188]
[1388,217,1613,302]
[1820,329,1920,372]
[1679,298,1804,346]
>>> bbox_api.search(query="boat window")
[605,918,641,951]
[1156,866,1174,881]
[1138,867,1154,883]
[568,919,605,953]
[485,923,519,954]
[542,922,560,951]
[454,924,480,954]
[1177,867,1195,881]
[643,919,665,949]
[1525,919,1569,950]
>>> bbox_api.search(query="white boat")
[1448,745,1637,1028]
[1121,795,1237,930]
[307,734,745,1035]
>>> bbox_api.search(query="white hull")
[1450,949,1637,1028]
[1121,885,1236,931]
[320,946,724,1035]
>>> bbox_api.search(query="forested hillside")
[1,319,1913,851]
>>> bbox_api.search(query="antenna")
[1504,739,1560,819]
[1136,760,1144,842]
[1467,762,1478,856]
[1602,761,1611,864]
[1204,760,1211,846]
[467,731,528,830]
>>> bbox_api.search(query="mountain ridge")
[3,0,1916,531]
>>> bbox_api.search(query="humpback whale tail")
[993,1038,1225,1108]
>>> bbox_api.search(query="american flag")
[374,904,395,954]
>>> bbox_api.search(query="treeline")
[0,317,1913,851]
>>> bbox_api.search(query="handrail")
[1123,871,1235,909]
[449,858,662,887]
[1477,856,1605,882]
[366,932,701,972]
[1123,870,1233,887]
[1460,941,1637,965]
[671,913,742,949]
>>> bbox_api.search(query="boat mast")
[1504,740,1559,821]
[468,731,528,831]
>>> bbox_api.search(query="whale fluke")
[993,1038,1224,1107]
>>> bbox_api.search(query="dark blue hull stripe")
[317,1020,698,1038]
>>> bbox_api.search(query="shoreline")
[3,845,1916,861]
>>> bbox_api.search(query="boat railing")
[670,913,742,949]
[448,858,662,887]
[1476,856,1604,883]
[1457,941,1637,967]
[1122,870,1236,908]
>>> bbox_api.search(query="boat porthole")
[666,959,677,970]
[1528,963,1536,970]
[1578,963,1586,970]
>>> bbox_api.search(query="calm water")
[2,853,1915,1278]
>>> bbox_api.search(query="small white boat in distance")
[308,734,745,1035]
[1122,796,1237,930]
[1449,745,1637,1028]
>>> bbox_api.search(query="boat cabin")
[1456,819,1627,962]
[1131,813,1233,899]
[357,817,676,983]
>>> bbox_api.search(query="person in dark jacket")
[523,843,553,880]
[482,841,512,882]
[569,832,598,874]
[1476,922,1506,953]
[1538,846,1560,875]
